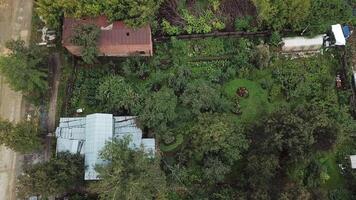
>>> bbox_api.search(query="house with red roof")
[62,16,153,57]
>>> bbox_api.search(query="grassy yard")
[224,78,269,123]
[319,152,345,190]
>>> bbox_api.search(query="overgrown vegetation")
[64,35,356,199]
[0,40,48,104]
[17,152,84,199]
[71,24,100,64]
[36,0,163,28]
[0,119,42,153]
[16,1,356,199]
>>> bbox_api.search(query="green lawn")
[224,78,269,123]
[319,152,345,190]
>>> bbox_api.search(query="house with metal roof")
[55,113,155,180]
[62,16,153,57]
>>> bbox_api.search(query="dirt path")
[0,0,33,199]
[45,53,61,161]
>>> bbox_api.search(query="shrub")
[235,16,253,31]
[160,134,184,152]
[161,19,181,35]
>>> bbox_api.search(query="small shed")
[350,155,356,169]
[62,16,153,57]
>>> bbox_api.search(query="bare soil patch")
[220,0,257,31]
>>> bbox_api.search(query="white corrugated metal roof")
[56,113,155,181]
[142,138,155,156]
[56,138,84,154]
[350,155,356,169]
[84,113,113,180]
[332,24,346,46]
[282,35,325,52]
[114,116,142,148]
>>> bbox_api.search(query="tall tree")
[180,80,230,115]
[0,40,48,103]
[36,0,163,28]
[0,119,42,153]
[71,24,100,64]
[137,87,177,130]
[185,113,249,164]
[17,152,84,198]
[90,138,167,200]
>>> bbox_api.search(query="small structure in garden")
[55,113,155,180]
[62,16,153,57]
[350,155,356,169]
[237,87,249,98]
[336,74,342,89]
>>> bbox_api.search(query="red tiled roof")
[62,16,153,57]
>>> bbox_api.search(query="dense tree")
[36,0,163,28]
[71,24,100,64]
[0,119,42,153]
[17,152,84,198]
[96,75,138,113]
[0,40,48,104]
[253,0,353,32]
[185,113,248,164]
[180,80,230,115]
[137,87,177,130]
[90,138,167,200]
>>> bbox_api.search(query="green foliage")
[35,0,64,28]
[184,113,249,164]
[71,67,112,113]
[96,75,138,113]
[17,152,84,199]
[307,0,353,34]
[71,24,100,64]
[269,31,282,46]
[36,0,163,28]
[252,0,353,32]
[180,80,230,115]
[224,79,270,122]
[181,9,225,34]
[91,138,167,200]
[160,134,184,152]
[234,16,253,31]
[253,43,270,69]
[137,87,178,130]
[161,19,181,36]
[253,0,311,30]
[0,40,48,104]
[0,119,42,153]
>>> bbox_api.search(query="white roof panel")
[350,155,356,169]
[142,138,155,156]
[56,113,155,181]
[282,35,325,52]
[56,138,84,154]
[332,24,346,46]
[84,114,113,180]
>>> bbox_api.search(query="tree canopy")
[0,40,48,104]
[0,119,42,153]
[96,75,138,113]
[90,138,167,200]
[17,152,84,199]
[36,0,163,28]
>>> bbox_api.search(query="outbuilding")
[62,16,153,57]
[55,113,156,180]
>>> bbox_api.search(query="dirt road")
[0,0,33,199]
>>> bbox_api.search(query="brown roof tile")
[62,16,153,56]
